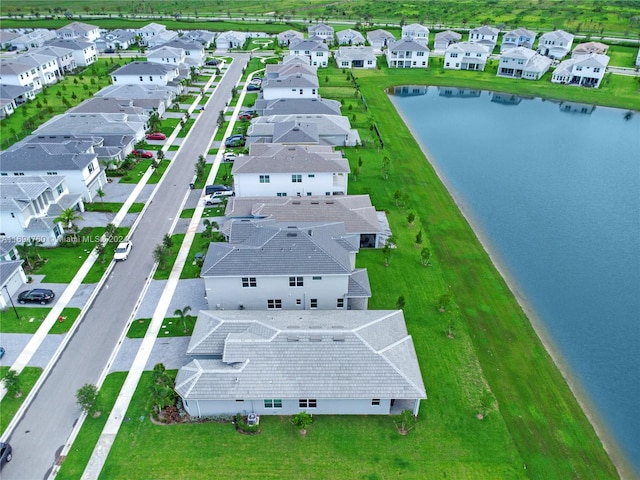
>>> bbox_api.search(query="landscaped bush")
[235,413,260,434]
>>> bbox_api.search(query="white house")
[261,63,319,100]
[0,59,44,94]
[0,31,20,49]
[175,309,426,417]
[137,23,168,46]
[162,38,206,66]
[30,45,77,78]
[96,29,138,52]
[366,29,395,54]
[246,115,360,147]
[289,39,329,67]
[201,220,370,311]
[146,46,186,67]
[537,30,574,59]
[9,29,57,51]
[386,38,430,68]
[56,22,100,42]
[308,23,334,44]
[0,85,20,118]
[468,25,499,52]
[501,27,537,52]
[44,39,97,67]
[551,53,610,88]
[231,143,349,197]
[0,175,81,246]
[181,30,216,49]
[444,42,489,71]
[336,29,365,46]
[402,23,430,46]
[334,46,377,69]
[111,61,180,87]
[95,84,176,116]
[498,47,552,80]
[278,29,304,46]
[0,238,28,310]
[14,52,59,86]
[215,31,247,50]
[434,30,462,51]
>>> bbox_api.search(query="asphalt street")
[1,53,249,480]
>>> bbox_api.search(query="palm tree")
[55,207,83,229]
[174,306,192,333]
[96,187,106,203]
[15,243,33,270]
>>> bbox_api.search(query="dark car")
[246,84,260,92]
[131,150,154,158]
[224,135,245,147]
[242,110,257,117]
[205,184,233,195]
[206,59,219,66]
[146,132,166,140]
[18,289,55,305]
[103,48,116,54]
[0,442,12,469]
[0,347,5,359]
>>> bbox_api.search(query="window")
[149,76,153,81]
[88,163,95,173]
[139,76,143,82]
[289,276,303,287]
[299,89,303,95]
[56,184,64,195]
[450,53,458,58]
[242,277,257,287]
[13,172,24,176]
[312,276,322,280]
[306,192,312,196]
[46,171,58,175]
[291,174,302,183]
[296,299,302,305]
[264,399,282,408]
[337,298,344,308]
[325,191,331,196]
[316,51,323,56]
[276,192,287,197]
[267,299,282,309]
[308,174,315,178]
[576,66,583,71]
[593,67,600,73]
[372,399,380,406]
[259,175,270,183]
[445,62,450,67]
[299,399,317,408]
[416,51,424,57]
[310,298,318,309]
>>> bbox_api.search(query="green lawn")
[117,159,169,184]
[127,315,196,338]
[83,227,131,283]
[179,206,224,219]
[153,234,185,280]
[0,307,80,334]
[0,367,42,436]
[180,232,215,279]
[607,44,639,68]
[84,202,144,213]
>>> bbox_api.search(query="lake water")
[389,86,640,475]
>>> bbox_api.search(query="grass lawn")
[84,202,144,213]
[180,232,215,279]
[128,203,145,213]
[193,163,213,189]
[179,206,224,219]
[0,307,80,334]
[118,159,169,184]
[83,227,131,283]
[176,118,196,138]
[0,367,42,436]
[153,234,185,280]
[607,44,639,68]
[127,315,196,338]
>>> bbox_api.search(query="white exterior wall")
[0,266,27,309]
[261,85,318,100]
[111,73,171,86]
[234,171,344,197]
[0,68,42,90]
[70,45,97,67]
[204,274,349,311]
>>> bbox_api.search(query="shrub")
[235,413,260,433]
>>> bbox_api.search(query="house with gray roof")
[12,51,59,86]
[34,111,147,143]
[0,59,43,94]
[142,29,179,49]
[367,29,395,53]
[161,38,206,66]
[44,39,97,67]
[225,194,382,248]
[278,29,304,46]
[572,42,609,58]
[308,23,334,44]
[0,30,20,49]
[9,29,57,51]
[29,45,77,76]
[137,23,168,47]
[0,81,36,118]
[69,97,149,118]
[444,42,489,71]
[56,22,100,42]
[146,46,186,67]
[402,24,430,46]
[334,46,377,69]
[537,30,574,59]
[0,238,27,310]
[246,115,360,147]
[231,143,349,197]
[289,39,329,67]
[181,30,216,49]
[110,61,180,87]
[0,175,81,246]
[551,53,610,88]
[215,31,247,50]
[261,64,319,100]
[95,84,175,116]
[336,29,365,46]
[252,97,342,117]
[96,29,138,52]
[468,25,499,52]
[501,27,537,53]
[0,139,106,202]
[434,30,462,51]
[175,309,426,417]
[386,38,430,68]
[498,46,552,80]
[201,220,371,311]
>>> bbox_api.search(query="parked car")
[103,48,116,54]
[238,113,253,121]
[205,184,233,195]
[146,132,166,140]
[131,150,153,158]
[246,84,260,92]
[205,194,224,205]
[206,59,219,66]
[224,135,245,147]
[223,152,237,163]
[249,78,262,85]
[0,347,5,359]
[212,189,235,197]
[17,289,55,305]
[114,241,132,261]
[0,442,12,469]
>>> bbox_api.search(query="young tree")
[382,243,392,267]
[15,243,33,270]
[3,370,21,398]
[292,411,313,435]
[76,384,100,417]
[420,247,431,266]
[396,295,406,309]
[156,149,165,161]
[351,166,360,181]
[381,156,391,180]
[96,187,106,203]
[437,293,452,312]
[162,233,173,253]
[415,230,423,249]
[55,207,83,229]
[174,305,193,333]
[95,242,107,262]
[202,219,218,241]
[153,244,168,269]
[407,211,416,227]
[104,223,117,243]
[195,154,207,181]
[150,363,176,414]
[394,409,417,435]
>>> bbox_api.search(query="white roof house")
[334,46,377,69]
[434,30,462,51]
[501,27,537,52]
[308,23,334,44]
[56,21,100,42]
[146,46,186,66]
[386,38,430,68]
[8,29,57,51]
[289,39,329,67]
[551,53,610,88]
[468,25,499,52]
[43,39,97,67]
[366,29,395,53]
[277,29,304,46]
[402,24,430,46]
[537,30,574,59]
[175,309,426,417]
[110,61,180,87]
[444,42,489,71]
[498,46,552,80]
[0,59,44,93]
[246,115,360,147]
[215,31,247,50]
[12,52,60,86]
[336,29,365,46]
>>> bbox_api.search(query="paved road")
[1,53,249,480]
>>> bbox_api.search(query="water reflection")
[438,87,481,98]
[490,92,523,105]
[559,101,596,114]
[388,85,428,97]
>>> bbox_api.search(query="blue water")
[389,87,640,474]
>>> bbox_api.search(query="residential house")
[13,52,59,86]
[537,30,574,59]
[34,112,147,143]
[231,143,350,197]
[246,115,360,147]
[175,309,426,417]
[9,29,57,51]
[434,30,462,51]
[95,84,176,116]
[386,38,430,68]
[96,29,137,52]
[261,64,319,100]
[215,31,247,50]
[181,30,216,49]
[0,175,81,246]
[69,97,149,118]
[56,22,100,42]
[144,30,179,49]
[402,23,430,46]
[162,38,206,66]
[0,60,43,97]
[468,25,499,52]
[146,46,186,67]
[225,194,383,248]
[289,39,329,67]
[551,53,610,88]
[253,97,342,117]
[336,29,365,46]
[0,85,20,118]
[30,45,77,78]
[501,27,537,53]
[0,238,27,310]
[137,23,168,47]
[0,31,20,49]
[334,46,377,69]
[366,29,395,54]
[0,139,106,202]
[498,46,552,80]
[444,42,489,71]
[110,61,180,87]
[201,220,370,311]
[308,23,334,44]
[278,29,304,47]
[572,42,609,58]
[44,39,97,67]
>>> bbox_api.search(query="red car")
[131,150,153,158]
[146,132,166,140]
[238,113,252,120]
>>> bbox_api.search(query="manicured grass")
[179,206,224,219]
[193,163,213,189]
[118,159,169,184]
[153,234,185,280]
[180,232,215,280]
[127,316,196,338]
[0,307,80,334]
[176,118,196,138]
[607,44,639,68]
[83,227,131,283]
[85,202,125,213]
[148,159,170,184]
[128,203,145,213]
[0,367,42,436]
[168,145,180,151]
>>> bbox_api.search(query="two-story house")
[146,46,186,67]
[137,23,168,47]
[278,29,304,47]
[498,46,552,80]
[15,52,59,86]
[468,25,499,52]
[231,143,349,197]
[0,59,43,97]
[0,238,28,310]
[501,28,537,53]
[261,63,319,100]
[444,42,489,71]
[572,42,609,58]
[386,38,430,68]
[96,84,175,116]
[551,53,610,88]
[9,29,57,51]
[215,31,248,50]
[308,23,334,44]
[201,220,371,311]
[289,39,329,67]
[537,30,574,59]
[336,29,365,46]
[366,29,395,54]
[56,21,100,42]
[246,115,360,147]
[110,61,180,87]
[30,45,77,78]
[44,39,97,67]
[402,23,430,46]
[334,46,377,69]
[96,29,138,52]
[181,30,216,49]
[162,38,206,66]
[434,30,462,51]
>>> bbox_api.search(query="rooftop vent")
[310,201,320,205]
[333,335,346,342]
[286,232,298,237]
[309,335,322,342]
[292,201,301,205]
[287,336,299,342]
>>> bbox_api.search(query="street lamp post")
[2,285,19,319]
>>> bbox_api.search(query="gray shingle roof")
[388,38,430,52]
[253,97,342,116]
[366,29,395,43]
[435,30,462,43]
[232,143,349,175]
[470,25,499,36]
[45,38,94,50]
[1,142,96,172]
[0,260,24,285]
[262,72,319,89]
[112,61,176,76]
[0,238,18,256]
[176,310,426,400]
